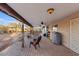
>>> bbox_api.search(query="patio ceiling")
[7,3,79,26]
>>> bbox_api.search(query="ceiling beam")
[0,3,33,27]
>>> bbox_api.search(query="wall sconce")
[53,24,58,32]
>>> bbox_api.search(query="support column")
[21,23,25,48]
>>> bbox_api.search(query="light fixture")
[53,24,58,32]
[47,8,54,14]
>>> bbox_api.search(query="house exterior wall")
[51,19,70,48]
[50,12,79,54]
[57,19,70,48]
[70,18,79,54]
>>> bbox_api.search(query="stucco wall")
[70,18,79,54]
[50,12,79,54]
[51,19,70,48]
[57,19,70,48]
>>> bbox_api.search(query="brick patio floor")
[0,33,79,56]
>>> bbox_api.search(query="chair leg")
[38,44,40,48]
[34,45,37,49]
[29,43,31,48]
[29,42,33,48]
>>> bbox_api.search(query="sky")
[0,11,18,25]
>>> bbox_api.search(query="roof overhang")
[0,3,33,27]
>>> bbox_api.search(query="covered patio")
[0,3,79,56]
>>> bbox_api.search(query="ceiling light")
[47,8,54,14]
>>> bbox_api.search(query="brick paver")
[0,33,79,56]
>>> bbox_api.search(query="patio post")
[21,23,25,48]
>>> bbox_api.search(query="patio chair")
[29,35,42,49]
